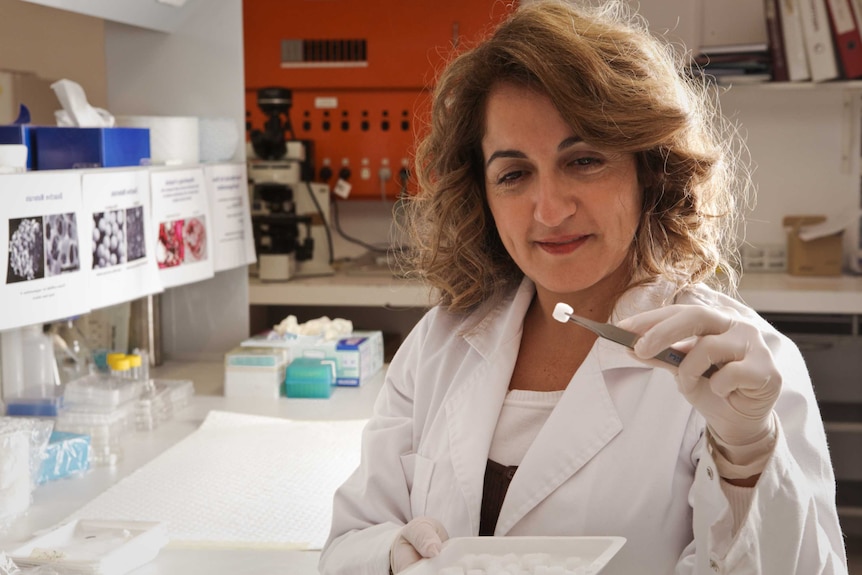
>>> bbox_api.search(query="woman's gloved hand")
[390,517,449,574]
[617,304,781,479]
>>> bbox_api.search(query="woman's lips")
[535,235,589,255]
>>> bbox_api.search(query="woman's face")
[482,82,642,305]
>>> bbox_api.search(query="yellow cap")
[106,353,126,367]
[127,354,142,367]
[112,358,131,371]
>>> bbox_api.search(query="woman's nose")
[533,173,575,227]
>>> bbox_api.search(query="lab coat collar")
[462,279,536,361]
[445,279,534,533]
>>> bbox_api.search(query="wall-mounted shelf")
[249,272,862,315]
[248,274,434,309]
[20,0,198,32]
[737,273,862,314]
[715,80,862,91]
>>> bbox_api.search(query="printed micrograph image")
[125,206,146,261]
[45,213,80,277]
[92,209,127,269]
[183,216,207,262]
[157,219,184,269]
[7,216,45,283]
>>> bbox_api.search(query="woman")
[319,1,847,573]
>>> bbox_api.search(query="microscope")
[248,87,333,281]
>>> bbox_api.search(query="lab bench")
[0,364,385,575]
[250,270,862,541]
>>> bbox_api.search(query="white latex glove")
[390,516,449,574]
[617,304,781,477]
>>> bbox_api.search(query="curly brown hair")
[399,0,750,315]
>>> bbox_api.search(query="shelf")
[713,79,862,91]
[250,272,862,315]
[20,0,200,32]
[737,273,862,314]
[248,273,435,308]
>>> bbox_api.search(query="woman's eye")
[568,156,604,170]
[496,170,524,186]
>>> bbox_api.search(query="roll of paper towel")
[116,115,200,165]
[0,144,28,173]
[199,116,240,162]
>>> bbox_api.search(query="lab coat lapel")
[494,347,624,535]
[444,280,534,535]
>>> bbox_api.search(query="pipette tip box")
[224,347,289,399]
[283,357,335,398]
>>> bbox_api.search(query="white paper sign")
[149,168,215,289]
[0,172,90,330]
[82,170,163,310]
[204,163,257,272]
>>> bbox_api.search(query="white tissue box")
[241,330,384,386]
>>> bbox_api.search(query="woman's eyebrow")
[485,136,584,169]
[558,136,583,151]
[485,149,526,169]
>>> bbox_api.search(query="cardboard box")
[33,126,150,170]
[240,330,384,386]
[784,215,844,276]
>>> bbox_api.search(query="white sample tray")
[401,536,625,575]
[8,519,169,575]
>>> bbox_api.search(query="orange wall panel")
[243,0,515,198]
[243,0,513,90]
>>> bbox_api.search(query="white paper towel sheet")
[66,411,368,550]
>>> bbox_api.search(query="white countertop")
[251,271,862,315]
[0,367,386,575]
[249,273,435,308]
[737,273,862,314]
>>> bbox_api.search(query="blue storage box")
[5,395,64,417]
[37,431,91,484]
[0,125,35,170]
[284,357,335,398]
[34,126,150,170]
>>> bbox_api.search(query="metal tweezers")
[553,302,717,377]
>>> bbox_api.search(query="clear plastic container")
[134,382,171,431]
[53,317,94,385]
[157,379,194,413]
[109,357,132,380]
[127,354,143,381]
[20,324,58,397]
[55,403,134,467]
[63,373,142,409]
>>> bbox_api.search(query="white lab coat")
[319,279,847,575]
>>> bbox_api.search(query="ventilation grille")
[281,38,368,68]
